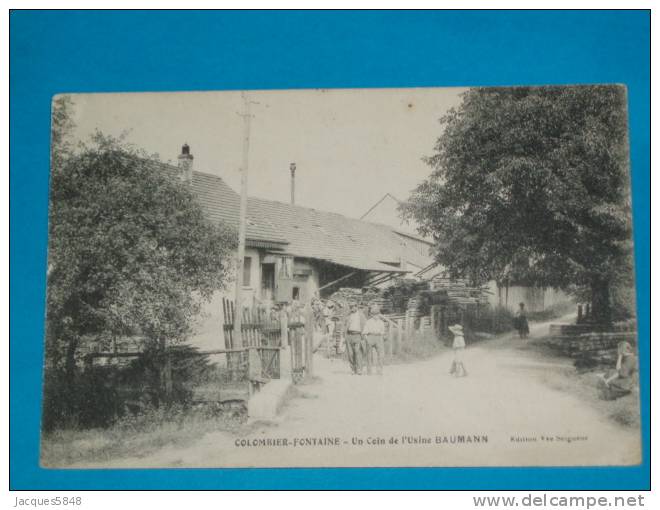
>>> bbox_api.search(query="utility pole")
[233,91,252,348]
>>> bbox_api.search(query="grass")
[40,404,246,468]
[523,341,640,430]
[387,331,448,364]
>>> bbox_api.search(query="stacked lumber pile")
[383,279,429,314]
[327,287,393,316]
[368,296,392,314]
[406,295,427,321]
[429,275,489,306]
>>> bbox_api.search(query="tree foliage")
[402,86,635,322]
[46,133,237,375]
[51,95,77,172]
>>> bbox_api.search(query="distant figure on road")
[598,341,638,400]
[362,306,385,375]
[344,303,367,375]
[515,302,530,339]
[449,323,467,377]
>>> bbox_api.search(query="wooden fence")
[378,312,434,356]
[222,298,282,349]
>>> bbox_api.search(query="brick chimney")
[178,143,194,183]
[290,162,296,205]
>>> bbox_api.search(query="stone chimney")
[178,143,194,183]
[290,162,296,205]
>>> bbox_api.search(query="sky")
[67,87,466,220]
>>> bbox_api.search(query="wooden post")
[397,318,403,352]
[279,309,291,380]
[577,304,583,323]
[387,322,394,358]
[405,311,412,342]
[248,346,261,385]
[290,331,296,381]
[164,353,173,400]
[430,305,438,338]
[161,339,173,403]
[233,92,252,348]
[304,304,314,378]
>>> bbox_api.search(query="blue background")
[10,10,650,490]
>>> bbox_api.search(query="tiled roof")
[157,160,433,273]
[157,162,287,246]
[247,197,432,271]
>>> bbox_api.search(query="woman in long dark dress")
[515,302,530,339]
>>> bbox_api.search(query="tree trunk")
[63,335,79,417]
[590,277,612,325]
[158,337,172,404]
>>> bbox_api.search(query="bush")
[526,300,576,322]
[42,345,216,432]
[470,305,516,335]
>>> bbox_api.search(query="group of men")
[343,303,386,375]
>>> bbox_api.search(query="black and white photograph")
[40,85,641,469]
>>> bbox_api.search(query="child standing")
[448,323,467,377]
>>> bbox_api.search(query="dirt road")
[76,317,641,469]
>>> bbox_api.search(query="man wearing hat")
[344,303,367,374]
[362,305,386,375]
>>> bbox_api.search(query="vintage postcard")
[41,86,641,469]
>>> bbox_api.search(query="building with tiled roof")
[166,145,434,307]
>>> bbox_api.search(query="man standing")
[362,306,386,375]
[344,303,366,374]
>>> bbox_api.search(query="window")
[243,257,252,287]
[278,256,293,279]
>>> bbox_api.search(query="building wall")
[241,247,263,305]
[487,282,572,313]
[189,251,328,351]
[293,258,320,302]
[188,247,263,351]
[396,233,433,260]
[361,193,422,233]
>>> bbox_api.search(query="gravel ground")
[67,315,641,469]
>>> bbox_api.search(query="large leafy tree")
[46,131,237,389]
[402,85,634,323]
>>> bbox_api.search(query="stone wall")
[547,331,637,357]
[544,318,638,369]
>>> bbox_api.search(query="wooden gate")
[221,298,283,382]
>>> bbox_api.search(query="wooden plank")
[87,351,141,359]
[317,271,357,292]
[163,352,173,400]
[430,305,437,336]
[405,311,412,342]
[223,299,231,349]
[387,322,394,358]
